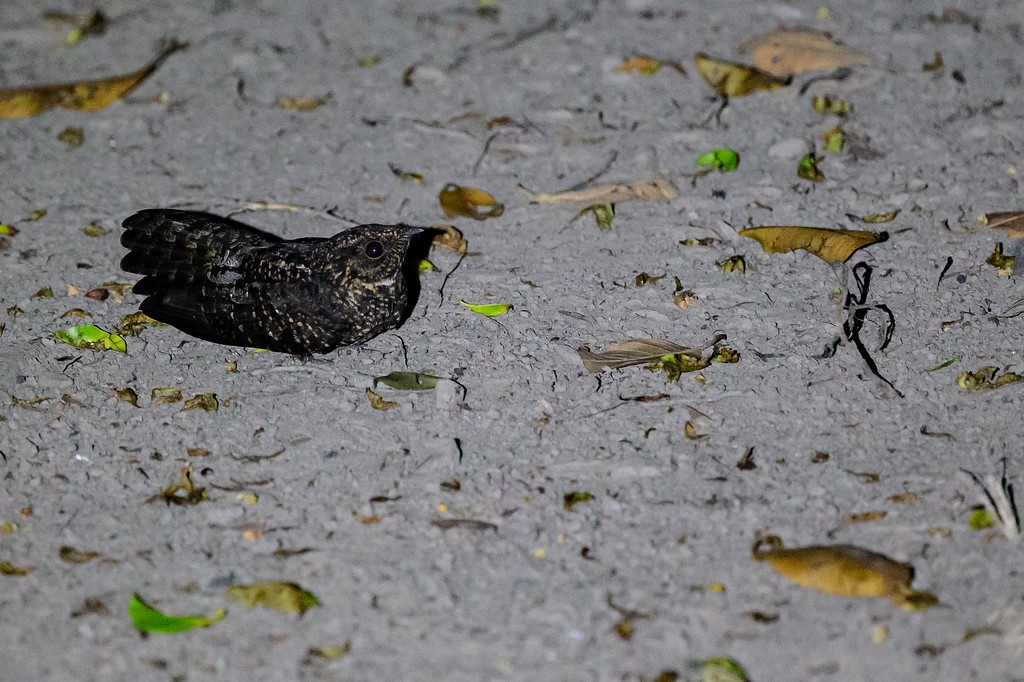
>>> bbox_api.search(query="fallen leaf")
[634,272,665,287]
[151,387,183,404]
[115,311,162,337]
[432,225,468,255]
[518,178,677,209]
[32,287,53,299]
[0,42,185,119]
[373,371,440,391]
[956,366,1023,393]
[439,184,504,220]
[83,221,107,237]
[969,506,994,530]
[985,242,1015,273]
[822,125,844,154]
[563,491,595,511]
[701,657,751,682]
[0,561,33,576]
[459,300,511,316]
[696,148,740,171]
[693,53,790,97]
[307,643,352,660]
[861,210,900,224]
[740,29,871,77]
[580,203,616,231]
[578,335,726,373]
[797,152,825,181]
[128,594,224,634]
[181,393,218,412]
[619,55,662,75]
[276,96,328,111]
[813,95,853,116]
[717,255,746,273]
[922,52,944,72]
[739,226,888,264]
[54,324,127,353]
[981,211,1024,238]
[752,535,937,610]
[57,127,85,147]
[226,581,320,615]
[147,465,209,506]
[58,546,101,564]
[365,387,399,410]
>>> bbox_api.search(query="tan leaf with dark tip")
[739,226,888,264]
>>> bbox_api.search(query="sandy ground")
[2,1,1024,680]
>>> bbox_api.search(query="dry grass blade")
[982,212,1024,238]
[578,334,726,372]
[517,178,677,210]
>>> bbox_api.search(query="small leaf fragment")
[59,546,101,564]
[32,287,54,299]
[985,242,1015,273]
[0,561,33,576]
[701,656,751,682]
[83,221,108,237]
[696,148,740,172]
[147,465,209,506]
[634,272,665,287]
[797,153,825,181]
[861,210,900,224]
[812,96,852,116]
[276,96,328,111]
[822,125,844,154]
[439,184,504,220]
[717,255,746,273]
[308,643,351,660]
[115,311,162,337]
[128,594,224,634]
[58,127,85,147]
[969,506,995,530]
[55,324,127,353]
[619,55,662,75]
[563,491,595,511]
[181,393,218,412]
[373,371,440,391]
[226,581,321,615]
[151,387,183,404]
[693,53,790,97]
[365,387,399,411]
[113,387,139,406]
[432,225,468,255]
[460,300,511,317]
[588,203,615,231]
[739,226,888,264]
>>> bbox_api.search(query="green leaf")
[592,203,615,231]
[128,594,225,634]
[563,491,595,511]
[459,300,511,317]
[373,371,440,391]
[696,148,740,171]
[925,357,960,372]
[702,656,751,682]
[54,324,127,353]
[798,153,825,182]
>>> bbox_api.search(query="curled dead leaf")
[740,29,872,78]
[739,226,888,264]
[578,334,726,373]
[694,53,790,97]
[439,184,504,220]
[432,225,468,255]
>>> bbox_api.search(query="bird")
[120,208,425,354]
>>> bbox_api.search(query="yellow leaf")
[365,387,399,410]
[276,96,328,111]
[619,55,661,75]
[740,29,872,78]
[182,393,218,411]
[0,42,185,119]
[438,184,504,220]
[693,53,790,97]
[739,225,888,264]
[753,536,937,610]
[459,300,511,316]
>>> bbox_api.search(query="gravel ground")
[2,1,1024,680]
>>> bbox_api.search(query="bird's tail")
[120,208,277,295]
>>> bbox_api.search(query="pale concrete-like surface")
[2,1,1024,680]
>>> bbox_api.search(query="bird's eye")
[364,240,384,259]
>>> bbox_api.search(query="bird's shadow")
[399,228,438,324]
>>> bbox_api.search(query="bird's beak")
[403,225,429,238]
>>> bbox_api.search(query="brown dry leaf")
[432,225,468,255]
[226,581,320,615]
[739,226,888,264]
[182,393,218,411]
[114,387,139,406]
[578,335,724,373]
[365,387,399,411]
[982,211,1024,238]
[59,545,101,564]
[518,178,677,209]
[753,535,937,610]
[438,184,504,220]
[740,29,872,77]
[0,42,185,119]
[693,53,790,97]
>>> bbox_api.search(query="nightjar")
[120,208,424,354]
